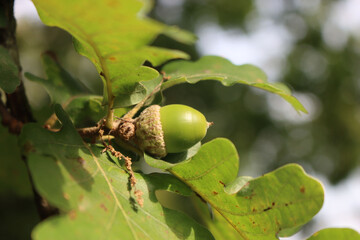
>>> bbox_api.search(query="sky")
[13,0,360,239]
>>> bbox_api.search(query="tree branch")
[0,0,34,127]
[0,0,56,221]
[0,92,23,134]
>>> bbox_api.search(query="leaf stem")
[105,97,114,128]
[122,95,149,119]
[160,77,186,91]
[103,69,114,128]
[123,76,164,119]
[76,29,114,128]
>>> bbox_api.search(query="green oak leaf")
[193,196,243,240]
[109,76,163,108]
[224,176,253,195]
[0,46,20,93]
[64,95,107,128]
[19,105,213,240]
[162,56,307,113]
[64,95,128,128]
[32,0,193,107]
[307,228,360,240]
[144,142,201,170]
[25,52,90,104]
[165,138,324,239]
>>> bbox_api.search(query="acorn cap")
[135,105,167,158]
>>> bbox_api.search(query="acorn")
[135,104,209,158]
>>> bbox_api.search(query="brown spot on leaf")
[272,202,275,206]
[109,56,116,61]
[300,186,306,193]
[100,203,108,212]
[78,194,84,201]
[219,180,226,187]
[275,219,280,226]
[77,157,85,166]
[63,193,70,200]
[69,210,77,220]
[23,142,35,153]
[263,207,272,212]
[104,193,112,200]
[252,207,256,212]
[107,0,118,7]
[212,191,218,195]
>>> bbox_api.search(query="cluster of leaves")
[154,0,360,184]
[0,0,359,239]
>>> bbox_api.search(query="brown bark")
[0,0,34,126]
[1,0,57,220]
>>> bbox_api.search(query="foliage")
[20,105,213,240]
[153,0,360,184]
[25,52,90,105]
[0,124,32,197]
[307,228,360,240]
[0,46,20,93]
[31,0,193,109]
[146,139,323,239]
[162,56,307,113]
[0,0,358,239]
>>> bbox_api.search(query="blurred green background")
[1,0,359,239]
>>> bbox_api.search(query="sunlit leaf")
[19,105,213,240]
[193,196,242,240]
[307,228,360,240]
[165,138,323,239]
[162,56,307,113]
[31,0,193,107]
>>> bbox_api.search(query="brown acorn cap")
[135,105,167,158]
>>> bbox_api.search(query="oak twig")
[100,129,144,207]
[123,76,164,119]
[0,0,55,221]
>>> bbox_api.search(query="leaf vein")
[180,153,236,181]
[84,144,139,240]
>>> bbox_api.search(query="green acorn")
[135,104,209,158]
